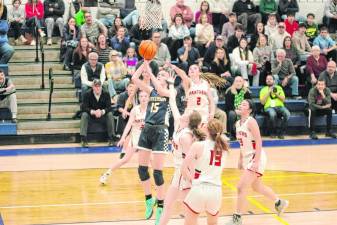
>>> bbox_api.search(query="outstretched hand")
[166,70,176,85]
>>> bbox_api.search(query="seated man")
[271,49,301,99]
[308,78,337,139]
[97,0,120,27]
[177,35,201,73]
[313,26,337,63]
[44,0,65,45]
[0,69,17,122]
[260,74,290,139]
[81,12,108,45]
[232,0,261,33]
[324,0,337,33]
[109,27,130,55]
[319,61,337,113]
[80,79,116,147]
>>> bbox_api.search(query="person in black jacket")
[232,0,261,33]
[44,0,65,45]
[203,35,229,68]
[80,79,116,147]
[226,24,244,54]
[61,17,80,70]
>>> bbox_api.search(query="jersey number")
[209,150,222,167]
[196,97,201,105]
[150,102,159,113]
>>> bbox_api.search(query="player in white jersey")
[171,64,215,123]
[159,74,205,225]
[182,119,229,225]
[99,91,149,185]
[226,100,289,225]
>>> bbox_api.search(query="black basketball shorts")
[138,124,169,153]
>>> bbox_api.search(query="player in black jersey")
[131,61,171,225]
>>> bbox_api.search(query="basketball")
[138,40,157,60]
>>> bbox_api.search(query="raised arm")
[131,63,152,94]
[181,142,203,182]
[145,62,170,97]
[171,64,190,93]
[167,74,181,129]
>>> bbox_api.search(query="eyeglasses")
[278,26,285,28]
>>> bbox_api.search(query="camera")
[272,87,277,93]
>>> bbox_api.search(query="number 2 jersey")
[193,140,227,186]
[145,89,171,126]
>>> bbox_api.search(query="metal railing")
[47,68,54,121]
[40,38,45,89]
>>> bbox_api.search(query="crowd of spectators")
[0,0,337,140]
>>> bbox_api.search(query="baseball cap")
[93,79,102,86]
[216,35,225,41]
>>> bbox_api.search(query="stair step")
[11,50,59,63]
[13,43,60,50]
[15,83,75,90]
[12,76,73,86]
[18,104,80,114]
[16,90,77,99]
[17,120,80,130]
[17,128,79,135]
[18,112,76,120]
[10,70,71,76]
[8,63,63,73]
[18,97,78,104]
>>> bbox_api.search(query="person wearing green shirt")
[260,74,290,139]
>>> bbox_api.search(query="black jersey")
[145,89,170,126]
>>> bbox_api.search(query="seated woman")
[210,47,232,79]
[283,36,302,82]
[232,38,260,86]
[194,14,214,57]
[194,0,212,25]
[306,46,328,88]
[72,37,92,79]
[61,17,80,71]
[8,0,27,45]
[105,50,130,103]
[253,34,273,85]
[24,0,45,46]
[249,22,267,51]
[108,16,126,38]
[95,33,112,65]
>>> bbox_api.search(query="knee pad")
[138,166,150,181]
[153,170,164,186]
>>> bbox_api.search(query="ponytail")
[208,119,229,153]
[188,111,206,141]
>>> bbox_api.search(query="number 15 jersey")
[145,89,170,126]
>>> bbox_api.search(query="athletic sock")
[106,169,112,175]
[157,199,164,208]
[145,194,152,201]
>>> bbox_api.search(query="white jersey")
[235,116,267,175]
[172,127,193,168]
[193,140,227,186]
[130,105,146,148]
[185,79,209,122]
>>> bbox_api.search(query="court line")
[1,190,336,210]
[225,173,329,181]
[222,179,290,225]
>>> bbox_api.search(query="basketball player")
[226,99,289,225]
[182,119,229,225]
[131,61,171,225]
[99,90,149,185]
[159,74,205,225]
[171,64,215,123]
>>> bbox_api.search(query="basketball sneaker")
[226,214,242,225]
[145,197,156,219]
[99,170,111,185]
[155,207,163,225]
[275,199,289,216]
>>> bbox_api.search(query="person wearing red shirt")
[284,12,298,37]
[25,0,45,44]
[170,0,193,28]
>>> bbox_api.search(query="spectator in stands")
[80,79,116,147]
[278,0,299,20]
[221,12,238,45]
[72,37,92,72]
[232,0,261,33]
[152,31,171,69]
[170,0,193,28]
[97,0,120,27]
[319,61,337,113]
[208,0,230,34]
[259,0,277,24]
[324,0,337,33]
[25,0,45,45]
[292,23,311,62]
[249,22,266,51]
[81,12,107,45]
[195,14,214,56]
[306,46,327,87]
[108,16,125,37]
[283,36,301,72]
[123,47,138,75]
[110,27,130,55]
[105,50,129,103]
[95,34,111,65]
[284,12,298,37]
[195,0,212,25]
[69,0,87,26]
[129,17,151,47]
[0,14,14,64]
[0,69,17,122]
[264,13,278,37]
[62,17,80,71]
[269,22,290,52]
[115,82,138,135]
[210,47,231,79]
[203,35,228,68]
[272,49,301,98]
[253,34,273,85]
[260,74,290,139]
[44,0,65,46]
[304,13,318,44]
[232,38,260,86]
[313,26,337,63]
[168,13,190,60]
[225,75,251,140]
[307,78,337,139]
[8,0,27,45]
[80,52,106,96]
[177,35,201,72]
[227,24,244,54]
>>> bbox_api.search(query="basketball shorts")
[171,167,192,190]
[243,150,267,176]
[138,124,169,153]
[183,183,222,216]
[129,130,141,148]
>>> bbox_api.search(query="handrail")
[35,25,39,62]
[40,39,45,89]
[47,68,54,121]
